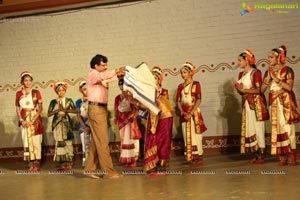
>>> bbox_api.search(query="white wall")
[1,0,300,148]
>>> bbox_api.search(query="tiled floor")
[0,154,299,200]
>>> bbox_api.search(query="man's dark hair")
[90,54,108,69]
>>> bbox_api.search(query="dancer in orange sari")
[261,45,300,166]
[16,71,44,171]
[233,48,269,164]
[176,62,207,166]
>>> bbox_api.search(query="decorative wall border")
[1,56,299,93]
[0,77,85,92]
[1,134,299,162]
[162,56,299,75]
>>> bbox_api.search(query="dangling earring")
[277,56,281,65]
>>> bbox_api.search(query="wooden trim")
[0,0,136,16]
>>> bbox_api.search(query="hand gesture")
[183,112,192,121]
[232,81,240,89]
[236,82,244,92]
[21,121,29,128]
[57,109,66,117]
[84,126,90,134]
[268,66,276,81]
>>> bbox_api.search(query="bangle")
[19,118,24,122]
[190,112,194,116]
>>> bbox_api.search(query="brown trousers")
[84,104,117,176]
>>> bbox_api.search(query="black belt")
[88,101,107,107]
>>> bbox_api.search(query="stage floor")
[0,154,299,200]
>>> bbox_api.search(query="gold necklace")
[23,89,31,105]
[183,82,192,96]
[23,88,31,95]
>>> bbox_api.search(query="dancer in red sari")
[261,45,300,166]
[144,66,174,175]
[114,77,141,168]
[176,62,207,166]
[16,71,44,171]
